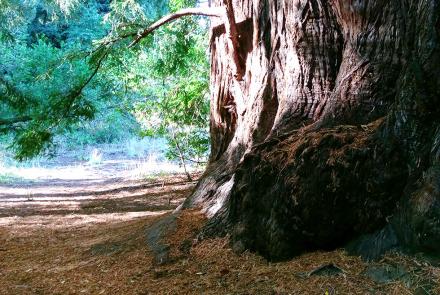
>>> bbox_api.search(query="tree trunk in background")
[184,0,440,260]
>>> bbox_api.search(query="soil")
[0,160,439,294]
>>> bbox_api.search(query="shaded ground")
[0,160,439,294]
[0,153,197,220]
[0,176,194,220]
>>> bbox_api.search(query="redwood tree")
[179,0,440,260]
[4,0,438,261]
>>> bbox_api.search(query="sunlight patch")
[0,210,170,228]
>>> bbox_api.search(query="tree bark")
[184,0,440,260]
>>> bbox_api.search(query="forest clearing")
[0,157,439,294]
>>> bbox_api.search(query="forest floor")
[0,157,439,294]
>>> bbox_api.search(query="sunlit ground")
[0,211,169,229]
[0,149,439,294]
[0,155,196,182]
[0,142,210,294]
[0,137,201,185]
[0,143,201,230]
[0,166,201,295]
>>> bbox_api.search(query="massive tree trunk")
[184,0,440,260]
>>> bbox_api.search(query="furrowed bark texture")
[185,0,440,260]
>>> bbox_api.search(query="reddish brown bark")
[184,0,440,260]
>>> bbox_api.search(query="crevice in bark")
[223,0,244,80]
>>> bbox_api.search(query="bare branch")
[170,128,193,182]
[128,7,224,48]
[167,150,207,165]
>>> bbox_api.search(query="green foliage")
[0,0,28,40]
[135,1,210,164]
[0,37,108,159]
[98,0,210,164]
[61,109,139,147]
[169,0,196,11]
[0,0,210,164]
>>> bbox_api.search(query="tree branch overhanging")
[0,48,109,134]
[128,7,224,48]
[69,48,109,103]
[128,4,243,80]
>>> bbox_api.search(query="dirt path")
[1,160,439,295]
[0,175,195,222]
[0,158,199,294]
[0,156,198,222]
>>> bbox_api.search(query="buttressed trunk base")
[185,0,440,261]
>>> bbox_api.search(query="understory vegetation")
[0,0,210,168]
